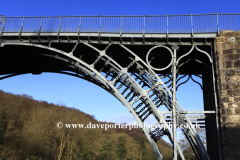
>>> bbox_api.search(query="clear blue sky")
[1,0,239,16]
[0,0,238,125]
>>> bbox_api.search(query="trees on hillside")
[0,90,173,160]
[117,136,127,160]
[0,110,7,145]
[178,129,206,160]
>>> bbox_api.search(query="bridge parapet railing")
[1,13,240,34]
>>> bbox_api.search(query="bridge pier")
[214,31,240,160]
[202,72,220,159]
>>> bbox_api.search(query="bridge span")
[0,13,240,160]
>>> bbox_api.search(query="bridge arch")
[0,42,213,160]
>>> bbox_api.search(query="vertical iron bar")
[191,13,193,36]
[230,14,232,30]
[217,12,219,35]
[237,13,240,30]
[100,14,102,29]
[224,14,226,31]
[1,16,7,34]
[172,45,177,160]
[22,16,25,28]
[60,15,62,29]
[25,17,29,32]
[120,14,123,35]
[68,16,70,31]
[78,15,81,35]
[167,14,168,37]
[234,14,236,31]
[18,16,25,34]
[38,15,43,35]
[99,14,102,35]
[57,15,62,35]
[143,14,145,36]
[227,14,229,30]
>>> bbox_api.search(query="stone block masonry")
[214,31,240,160]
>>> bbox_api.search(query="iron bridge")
[0,13,240,160]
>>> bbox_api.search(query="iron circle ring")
[146,46,174,71]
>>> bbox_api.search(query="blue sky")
[2,0,239,16]
[0,0,238,125]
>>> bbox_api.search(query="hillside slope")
[0,90,172,160]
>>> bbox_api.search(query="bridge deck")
[2,32,217,38]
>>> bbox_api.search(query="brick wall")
[214,31,240,160]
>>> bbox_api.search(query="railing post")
[98,14,102,36]
[217,12,219,35]
[120,14,123,38]
[0,16,6,34]
[38,15,43,35]
[143,14,145,37]
[57,15,62,35]
[191,13,193,37]
[78,15,81,36]
[18,16,25,35]
[167,13,168,37]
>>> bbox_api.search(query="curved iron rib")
[190,75,203,90]
[176,45,194,64]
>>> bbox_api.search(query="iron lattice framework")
[0,14,226,160]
